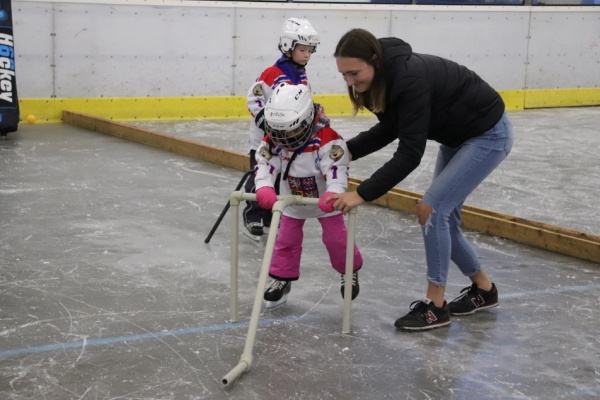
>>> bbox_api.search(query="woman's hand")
[325,191,364,214]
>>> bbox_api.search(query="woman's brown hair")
[334,28,386,114]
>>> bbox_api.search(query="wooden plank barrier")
[62,110,249,171]
[63,110,600,264]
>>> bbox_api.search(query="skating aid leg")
[223,194,295,387]
[342,208,357,334]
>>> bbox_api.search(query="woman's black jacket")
[346,37,505,202]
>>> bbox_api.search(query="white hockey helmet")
[279,17,320,53]
[265,83,315,151]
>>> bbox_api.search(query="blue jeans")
[420,112,514,286]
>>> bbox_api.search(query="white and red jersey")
[246,55,309,151]
[254,106,350,219]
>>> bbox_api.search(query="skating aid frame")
[222,191,357,387]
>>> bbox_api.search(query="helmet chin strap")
[282,134,312,181]
[282,149,299,182]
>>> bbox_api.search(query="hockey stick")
[204,170,254,244]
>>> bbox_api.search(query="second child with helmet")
[243,17,320,242]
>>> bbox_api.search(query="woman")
[328,28,514,331]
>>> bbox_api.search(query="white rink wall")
[12,0,600,98]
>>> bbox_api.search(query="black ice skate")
[340,271,360,300]
[264,278,291,309]
[243,221,264,242]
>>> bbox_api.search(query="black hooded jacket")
[346,37,505,202]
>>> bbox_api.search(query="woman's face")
[335,56,375,93]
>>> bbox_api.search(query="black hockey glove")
[254,108,266,133]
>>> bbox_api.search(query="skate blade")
[243,228,261,242]
[264,294,288,310]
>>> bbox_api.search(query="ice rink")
[1,107,599,399]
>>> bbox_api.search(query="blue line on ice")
[0,316,307,359]
[2,283,599,359]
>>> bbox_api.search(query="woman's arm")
[346,122,395,162]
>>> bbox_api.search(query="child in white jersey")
[254,83,363,308]
[243,17,320,241]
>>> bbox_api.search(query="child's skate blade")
[264,294,288,309]
[243,227,261,242]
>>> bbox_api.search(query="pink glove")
[256,187,277,210]
[319,191,337,213]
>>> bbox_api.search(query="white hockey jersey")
[254,108,350,219]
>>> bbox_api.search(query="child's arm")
[254,141,281,210]
[318,129,350,195]
[246,80,269,131]
[246,67,281,129]
[318,128,351,212]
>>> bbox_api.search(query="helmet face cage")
[268,121,313,151]
[265,83,315,151]
[279,18,320,53]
